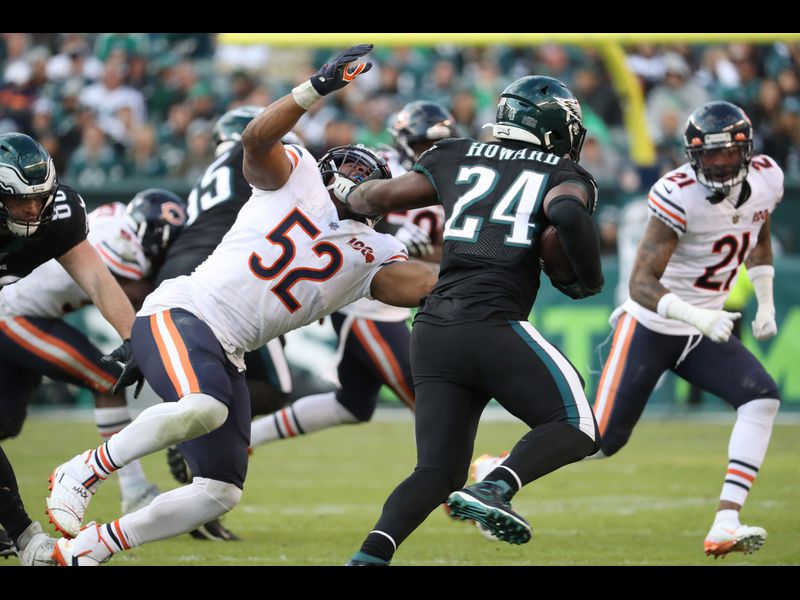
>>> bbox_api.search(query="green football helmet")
[491,76,587,162]
[0,132,57,237]
[213,105,266,146]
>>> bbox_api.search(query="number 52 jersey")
[139,145,408,367]
[622,154,784,335]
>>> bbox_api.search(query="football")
[538,225,577,285]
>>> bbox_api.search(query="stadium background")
[3,32,798,413]
[2,32,799,568]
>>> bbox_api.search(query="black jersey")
[0,185,88,287]
[413,138,597,325]
[155,143,252,285]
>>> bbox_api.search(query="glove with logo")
[292,44,373,110]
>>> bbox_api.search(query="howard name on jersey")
[140,145,408,366]
[622,154,784,335]
[0,185,88,288]
[339,146,445,322]
[0,202,148,319]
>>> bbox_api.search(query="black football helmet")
[125,189,188,264]
[390,100,457,170]
[0,132,58,238]
[684,101,753,195]
[491,75,587,162]
[317,145,392,226]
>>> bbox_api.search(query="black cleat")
[446,481,531,545]
[189,518,242,541]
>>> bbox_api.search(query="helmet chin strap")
[485,123,545,148]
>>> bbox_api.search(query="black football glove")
[101,339,144,398]
[310,44,373,96]
[166,445,192,485]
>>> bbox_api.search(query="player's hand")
[101,339,145,398]
[310,44,373,96]
[694,309,742,343]
[752,308,777,341]
[394,222,433,258]
[553,279,601,300]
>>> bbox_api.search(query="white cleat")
[15,522,57,566]
[704,522,767,558]
[52,522,112,566]
[121,483,160,515]
[46,453,100,538]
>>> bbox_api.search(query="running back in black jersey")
[0,185,88,287]
[155,143,252,285]
[413,138,597,325]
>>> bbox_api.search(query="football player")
[1,190,185,530]
[0,133,137,565]
[344,76,604,564]
[156,105,296,541]
[592,101,782,558]
[46,44,438,565]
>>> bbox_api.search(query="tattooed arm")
[631,216,741,343]
[628,217,679,311]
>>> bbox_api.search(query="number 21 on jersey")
[249,208,343,313]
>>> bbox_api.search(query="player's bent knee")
[180,393,229,437]
[738,397,780,423]
[197,477,242,512]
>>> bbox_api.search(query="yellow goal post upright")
[218,33,800,168]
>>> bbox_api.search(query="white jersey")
[621,155,784,335]
[0,202,147,319]
[140,145,408,367]
[338,147,445,322]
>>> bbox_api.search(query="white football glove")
[657,293,741,343]
[752,307,777,340]
[394,222,433,258]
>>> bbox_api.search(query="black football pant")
[363,319,598,556]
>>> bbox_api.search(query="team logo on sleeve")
[346,237,375,263]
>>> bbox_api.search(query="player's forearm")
[241,95,306,154]
[86,270,135,339]
[629,272,671,313]
[345,180,390,217]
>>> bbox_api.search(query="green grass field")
[3,413,798,566]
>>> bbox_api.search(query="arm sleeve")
[547,195,604,290]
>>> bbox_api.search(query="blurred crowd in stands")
[2,34,799,253]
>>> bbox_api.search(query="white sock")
[95,407,148,495]
[250,391,357,447]
[719,398,780,507]
[714,509,741,526]
[106,394,228,466]
[118,477,241,547]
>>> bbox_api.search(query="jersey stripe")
[648,195,687,233]
[0,317,116,391]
